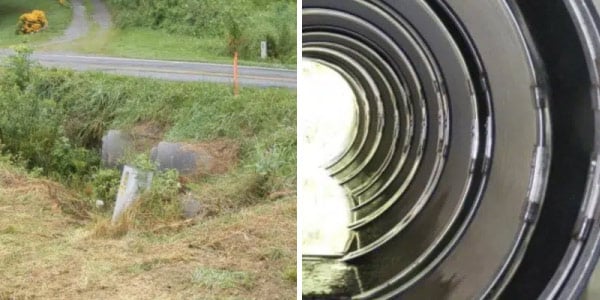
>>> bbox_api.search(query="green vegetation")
[105,0,296,65]
[191,267,255,289]
[0,46,296,219]
[52,27,294,68]
[0,0,71,47]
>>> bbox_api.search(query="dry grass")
[0,163,296,299]
[189,172,270,217]
[128,121,167,152]
[0,163,90,220]
[90,211,134,239]
[181,139,241,177]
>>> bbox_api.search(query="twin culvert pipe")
[302,0,600,299]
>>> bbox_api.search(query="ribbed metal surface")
[301,0,600,299]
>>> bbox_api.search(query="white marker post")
[111,165,153,223]
[260,41,268,59]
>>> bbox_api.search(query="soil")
[181,139,241,177]
[128,121,166,152]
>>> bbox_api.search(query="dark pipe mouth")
[302,0,600,299]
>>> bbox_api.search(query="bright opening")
[300,59,357,256]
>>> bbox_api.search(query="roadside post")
[233,51,239,96]
[261,41,268,59]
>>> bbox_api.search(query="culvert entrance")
[300,59,356,257]
[301,0,600,299]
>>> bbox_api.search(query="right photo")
[300,1,600,299]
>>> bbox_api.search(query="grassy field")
[44,27,294,68]
[1,0,296,68]
[0,49,296,298]
[0,0,71,47]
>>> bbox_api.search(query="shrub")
[0,47,100,183]
[4,45,34,90]
[91,168,121,204]
[137,169,182,221]
[17,10,48,35]
[49,136,100,182]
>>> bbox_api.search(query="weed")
[263,247,285,260]
[0,50,295,232]
[226,14,245,55]
[0,50,100,184]
[283,265,297,283]
[91,168,121,205]
[135,168,182,225]
[90,209,133,239]
[191,267,255,290]
[4,44,34,90]
[190,171,268,216]
[0,225,17,234]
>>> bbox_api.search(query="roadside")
[0,0,72,47]
[44,0,89,45]
[43,27,297,69]
[37,0,296,69]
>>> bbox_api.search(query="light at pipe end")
[300,59,357,256]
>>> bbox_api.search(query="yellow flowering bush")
[16,10,48,35]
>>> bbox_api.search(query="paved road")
[0,51,297,89]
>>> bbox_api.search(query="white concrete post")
[260,41,268,59]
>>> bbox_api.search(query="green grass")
[0,0,296,68]
[43,27,296,68]
[0,0,72,47]
[191,267,255,289]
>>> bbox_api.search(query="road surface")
[0,50,297,89]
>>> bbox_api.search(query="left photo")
[0,0,297,299]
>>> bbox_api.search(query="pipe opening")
[300,59,357,257]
